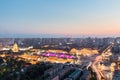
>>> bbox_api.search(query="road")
[91,44,114,80]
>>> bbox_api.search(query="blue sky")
[0,0,120,37]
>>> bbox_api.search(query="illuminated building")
[12,43,19,52]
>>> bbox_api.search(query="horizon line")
[0,33,119,38]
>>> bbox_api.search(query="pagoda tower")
[12,43,19,52]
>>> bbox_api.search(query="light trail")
[91,43,114,80]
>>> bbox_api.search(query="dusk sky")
[0,0,120,37]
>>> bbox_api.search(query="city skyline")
[0,0,120,37]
